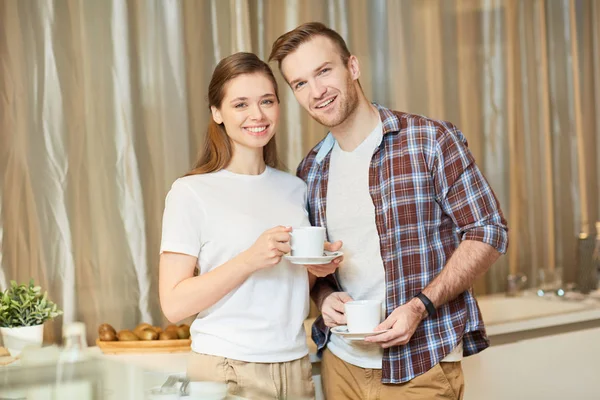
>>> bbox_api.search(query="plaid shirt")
[297,105,508,384]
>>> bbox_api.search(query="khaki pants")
[321,349,464,400]
[187,352,315,400]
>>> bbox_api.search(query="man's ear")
[211,106,223,124]
[348,55,360,81]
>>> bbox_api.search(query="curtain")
[1,0,599,344]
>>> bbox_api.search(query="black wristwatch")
[415,292,436,317]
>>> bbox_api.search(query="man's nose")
[310,82,327,101]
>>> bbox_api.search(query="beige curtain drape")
[1,0,599,343]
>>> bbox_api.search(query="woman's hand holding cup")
[239,226,292,271]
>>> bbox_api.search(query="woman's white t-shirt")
[160,167,311,363]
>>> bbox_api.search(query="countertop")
[94,292,600,372]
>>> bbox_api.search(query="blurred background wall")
[0,0,599,343]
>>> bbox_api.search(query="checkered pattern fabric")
[297,105,508,383]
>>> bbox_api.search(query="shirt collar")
[315,103,400,164]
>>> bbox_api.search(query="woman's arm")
[159,226,292,323]
[159,252,255,323]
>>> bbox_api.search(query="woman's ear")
[211,106,223,125]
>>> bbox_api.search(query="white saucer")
[330,325,390,341]
[284,251,343,265]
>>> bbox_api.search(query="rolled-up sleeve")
[432,124,509,254]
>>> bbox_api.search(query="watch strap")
[415,292,436,317]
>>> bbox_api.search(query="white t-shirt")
[326,119,464,368]
[160,167,310,363]
[326,119,388,369]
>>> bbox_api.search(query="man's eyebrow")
[289,62,331,87]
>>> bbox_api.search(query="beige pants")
[321,348,464,400]
[187,352,315,400]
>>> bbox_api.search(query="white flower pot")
[0,324,44,356]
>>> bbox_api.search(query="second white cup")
[187,382,227,400]
[290,227,325,257]
[344,300,382,333]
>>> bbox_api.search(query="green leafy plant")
[0,279,63,328]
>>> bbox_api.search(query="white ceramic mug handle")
[289,230,295,252]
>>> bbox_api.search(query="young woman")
[158,53,315,399]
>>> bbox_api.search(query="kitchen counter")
[96,292,600,370]
[476,292,600,344]
[302,292,600,350]
[5,293,597,399]
[462,325,600,400]
[94,293,600,399]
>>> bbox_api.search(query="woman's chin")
[246,132,275,144]
[235,137,273,150]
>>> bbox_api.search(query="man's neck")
[330,99,380,152]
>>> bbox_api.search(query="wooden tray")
[96,338,191,354]
[0,346,18,366]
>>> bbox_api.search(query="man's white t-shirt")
[326,119,388,368]
[160,167,310,363]
[326,119,463,369]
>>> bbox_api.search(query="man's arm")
[424,120,509,307]
[366,241,500,347]
[366,121,508,348]
[311,277,354,327]
[421,240,500,309]
[311,277,336,309]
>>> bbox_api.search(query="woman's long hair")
[186,53,281,176]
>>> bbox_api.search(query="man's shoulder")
[296,137,329,181]
[379,106,459,136]
[377,106,467,152]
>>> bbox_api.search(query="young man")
[269,22,508,399]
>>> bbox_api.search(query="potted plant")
[0,279,63,356]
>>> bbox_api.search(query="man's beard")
[312,78,359,128]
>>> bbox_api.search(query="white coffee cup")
[187,382,227,400]
[290,226,325,257]
[344,300,382,333]
[146,386,180,400]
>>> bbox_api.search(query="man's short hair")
[269,22,351,71]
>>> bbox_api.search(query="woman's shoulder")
[166,172,222,198]
[172,170,224,187]
[169,175,200,192]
